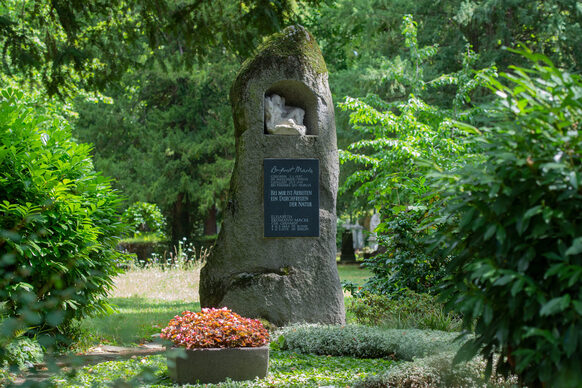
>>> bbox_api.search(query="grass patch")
[79,297,200,347]
[336,263,372,323]
[337,263,371,287]
[347,291,463,332]
[76,260,370,349]
[51,350,395,387]
[120,234,167,244]
[111,261,203,301]
[77,260,204,347]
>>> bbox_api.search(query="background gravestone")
[199,25,345,325]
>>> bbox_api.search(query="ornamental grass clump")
[160,308,269,349]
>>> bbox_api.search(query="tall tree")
[1,0,321,96]
[299,0,582,218]
[74,53,236,241]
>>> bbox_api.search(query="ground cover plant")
[355,351,518,388]
[347,290,462,331]
[276,324,462,361]
[51,350,395,387]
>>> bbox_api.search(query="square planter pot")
[167,346,269,384]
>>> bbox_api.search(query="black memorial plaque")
[264,158,319,237]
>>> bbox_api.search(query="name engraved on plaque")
[264,159,319,237]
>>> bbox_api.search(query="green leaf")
[565,237,582,256]
[572,300,582,315]
[510,278,525,296]
[483,224,496,241]
[523,327,558,345]
[496,226,506,245]
[540,295,571,316]
[483,305,493,324]
[563,324,578,357]
[568,171,578,190]
[493,274,514,286]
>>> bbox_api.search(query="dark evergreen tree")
[1,0,321,96]
[74,55,236,241]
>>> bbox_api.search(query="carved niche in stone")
[264,94,306,135]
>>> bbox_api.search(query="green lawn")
[79,298,200,347]
[78,263,371,348]
[337,263,371,287]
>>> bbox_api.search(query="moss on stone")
[230,25,327,113]
[254,25,327,75]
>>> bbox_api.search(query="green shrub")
[277,324,462,361]
[4,337,43,370]
[354,351,518,388]
[361,208,449,296]
[0,88,126,345]
[348,291,462,332]
[434,49,582,386]
[120,201,167,239]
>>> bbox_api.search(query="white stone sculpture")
[264,94,306,135]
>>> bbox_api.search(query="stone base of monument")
[167,346,269,384]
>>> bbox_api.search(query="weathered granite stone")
[199,25,345,326]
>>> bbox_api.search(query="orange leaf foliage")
[160,307,270,349]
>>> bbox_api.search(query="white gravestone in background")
[368,213,381,251]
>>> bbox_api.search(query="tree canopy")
[1,0,321,96]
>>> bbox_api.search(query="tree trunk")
[204,205,217,235]
[171,192,191,243]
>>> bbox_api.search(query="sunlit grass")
[79,297,200,346]
[110,262,202,302]
[78,259,371,348]
[337,263,371,287]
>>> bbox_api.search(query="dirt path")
[13,343,165,386]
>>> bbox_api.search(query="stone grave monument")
[199,25,345,325]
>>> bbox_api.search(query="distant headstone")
[343,222,365,250]
[339,230,356,263]
[368,212,381,251]
[199,25,345,325]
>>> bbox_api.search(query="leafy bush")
[3,337,43,370]
[361,208,449,296]
[161,308,269,349]
[434,49,582,385]
[338,16,490,299]
[120,201,167,239]
[277,324,462,361]
[348,291,462,332]
[0,88,126,344]
[354,351,518,388]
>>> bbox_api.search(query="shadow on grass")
[79,297,200,347]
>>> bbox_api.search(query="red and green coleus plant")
[160,307,270,349]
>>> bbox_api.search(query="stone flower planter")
[167,346,269,384]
